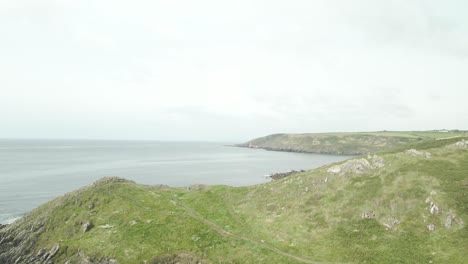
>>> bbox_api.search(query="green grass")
[2,137,467,263]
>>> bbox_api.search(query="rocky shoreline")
[266,170,306,180]
[233,144,364,155]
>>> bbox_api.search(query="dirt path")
[224,192,251,231]
[176,200,339,264]
[178,202,231,237]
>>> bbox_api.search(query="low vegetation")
[1,137,467,263]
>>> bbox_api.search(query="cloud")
[0,0,467,140]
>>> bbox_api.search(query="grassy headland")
[236,130,467,155]
[0,137,467,263]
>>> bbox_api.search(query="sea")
[0,139,350,224]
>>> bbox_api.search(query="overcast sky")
[1,0,467,141]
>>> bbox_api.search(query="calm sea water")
[0,139,349,224]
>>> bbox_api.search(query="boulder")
[429,202,439,215]
[427,224,435,232]
[361,211,376,218]
[82,221,93,233]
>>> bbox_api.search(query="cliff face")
[1,138,467,263]
[0,178,129,264]
[0,215,47,263]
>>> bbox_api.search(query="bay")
[0,139,349,224]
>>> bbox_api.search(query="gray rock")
[45,243,60,261]
[83,221,93,232]
[427,224,435,232]
[444,214,464,228]
[369,155,385,168]
[445,215,455,228]
[0,215,48,263]
[329,156,385,176]
[36,248,46,257]
[449,140,468,148]
[382,217,400,230]
[88,203,95,210]
[361,211,376,218]
[405,149,431,158]
[328,158,373,176]
[429,202,439,215]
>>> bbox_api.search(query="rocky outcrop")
[444,214,464,228]
[0,220,65,264]
[328,158,371,175]
[327,155,385,176]
[0,219,115,264]
[0,216,48,264]
[424,191,464,232]
[268,170,306,181]
[404,149,431,158]
[368,155,385,168]
[449,139,468,148]
[43,244,60,262]
[0,177,128,264]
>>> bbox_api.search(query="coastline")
[232,144,364,156]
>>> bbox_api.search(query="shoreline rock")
[267,170,306,181]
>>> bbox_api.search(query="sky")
[1,0,467,141]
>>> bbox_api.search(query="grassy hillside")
[1,137,467,263]
[236,130,467,155]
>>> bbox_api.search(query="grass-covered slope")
[1,138,467,263]
[236,131,467,155]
